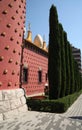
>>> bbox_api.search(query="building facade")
[0,0,48,120]
[22,31,48,99]
[1,0,81,121]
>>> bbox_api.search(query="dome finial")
[26,22,32,42]
[28,22,31,31]
[43,35,47,51]
[43,35,45,42]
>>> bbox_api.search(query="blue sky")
[26,0,82,53]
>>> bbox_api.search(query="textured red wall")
[0,0,26,90]
[23,45,48,97]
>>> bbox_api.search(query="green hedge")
[27,90,82,113]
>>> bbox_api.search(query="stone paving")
[63,94,82,118]
[0,94,82,130]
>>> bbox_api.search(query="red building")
[0,0,26,90]
[0,0,28,120]
[0,0,48,120]
[22,30,48,99]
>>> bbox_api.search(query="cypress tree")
[74,56,82,91]
[64,32,70,95]
[68,43,75,94]
[80,74,82,90]
[74,60,80,92]
[79,73,82,90]
[48,5,61,99]
[78,73,81,91]
[59,23,66,97]
[77,69,81,91]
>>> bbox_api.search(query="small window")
[23,68,28,83]
[45,73,48,81]
[38,70,42,83]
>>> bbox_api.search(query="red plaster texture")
[23,45,48,97]
[0,0,26,90]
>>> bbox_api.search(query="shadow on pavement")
[69,116,82,120]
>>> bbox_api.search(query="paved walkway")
[0,95,82,130]
[63,94,82,118]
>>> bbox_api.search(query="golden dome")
[34,34,43,48]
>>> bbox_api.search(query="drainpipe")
[19,34,24,88]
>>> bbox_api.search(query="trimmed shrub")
[27,90,82,113]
